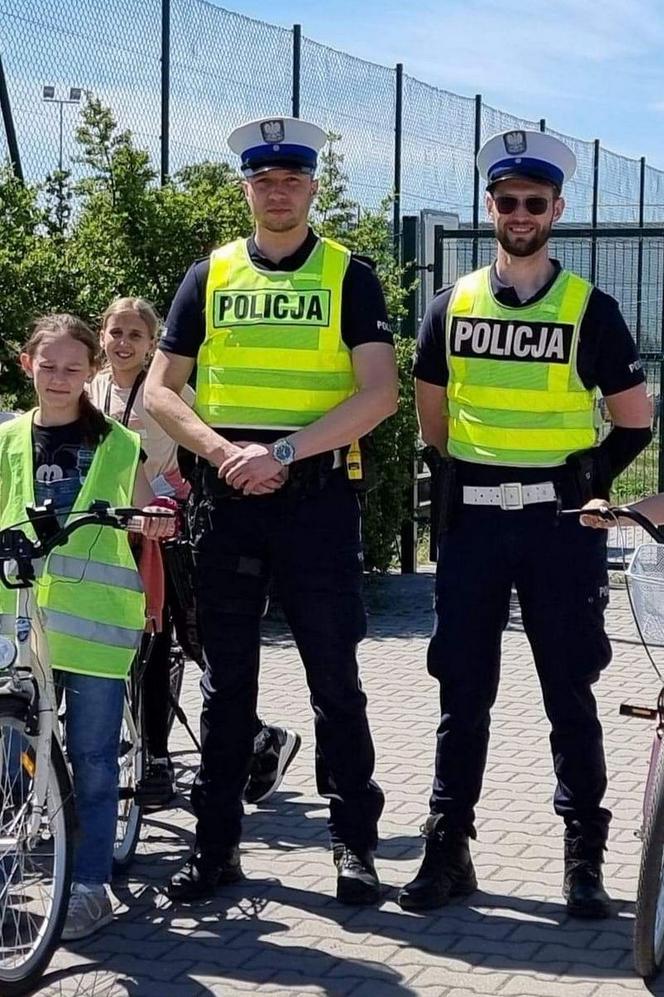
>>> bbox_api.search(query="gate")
[400,219,664,572]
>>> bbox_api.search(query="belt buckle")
[499,482,524,511]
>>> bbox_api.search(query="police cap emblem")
[503,130,527,156]
[260,119,285,144]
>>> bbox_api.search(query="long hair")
[23,313,110,446]
[100,296,161,370]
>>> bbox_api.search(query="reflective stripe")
[44,609,141,649]
[198,237,354,429]
[446,267,595,466]
[47,554,142,592]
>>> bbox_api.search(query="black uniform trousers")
[189,470,384,857]
[428,501,612,840]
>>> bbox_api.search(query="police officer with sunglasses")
[400,129,652,918]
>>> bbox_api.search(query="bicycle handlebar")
[562,505,664,545]
[0,501,175,589]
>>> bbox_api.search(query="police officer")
[144,116,397,904]
[399,130,652,918]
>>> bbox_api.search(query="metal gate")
[400,218,664,572]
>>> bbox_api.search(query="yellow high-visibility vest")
[0,412,145,680]
[196,236,356,429]
[445,266,597,466]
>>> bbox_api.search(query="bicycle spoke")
[0,715,68,976]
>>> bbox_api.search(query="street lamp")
[42,85,83,172]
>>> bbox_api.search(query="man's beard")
[496,221,553,257]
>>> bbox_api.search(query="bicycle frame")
[2,581,61,844]
[0,503,174,841]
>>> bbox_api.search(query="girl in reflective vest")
[0,313,172,941]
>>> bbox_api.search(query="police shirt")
[161,228,392,441]
[413,261,646,483]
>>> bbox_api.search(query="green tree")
[0,107,420,570]
[68,97,250,320]
[0,167,79,408]
[42,169,74,237]
[314,137,419,571]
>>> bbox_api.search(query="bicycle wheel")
[634,736,664,978]
[0,695,74,996]
[113,676,144,874]
[165,640,186,738]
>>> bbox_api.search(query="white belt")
[462,481,557,511]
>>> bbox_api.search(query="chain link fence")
[2,0,663,228]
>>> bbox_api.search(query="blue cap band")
[488,156,564,188]
[241,142,318,174]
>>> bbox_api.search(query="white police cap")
[228,116,328,177]
[477,130,577,190]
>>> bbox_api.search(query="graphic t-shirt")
[32,420,96,518]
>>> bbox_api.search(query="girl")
[90,297,300,808]
[89,297,194,806]
[0,314,172,941]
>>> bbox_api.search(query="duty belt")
[462,481,557,511]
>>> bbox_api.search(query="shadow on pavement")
[44,873,664,996]
[48,877,420,996]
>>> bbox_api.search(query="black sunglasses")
[492,194,552,216]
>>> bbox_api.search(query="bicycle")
[567,504,664,979]
[0,501,171,996]
[113,528,202,869]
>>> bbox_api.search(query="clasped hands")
[218,441,288,495]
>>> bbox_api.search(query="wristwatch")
[272,437,296,466]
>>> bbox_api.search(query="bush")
[362,335,419,572]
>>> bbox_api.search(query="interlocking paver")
[30,572,663,995]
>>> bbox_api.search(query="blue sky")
[223,0,664,168]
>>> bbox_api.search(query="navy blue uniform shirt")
[161,228,393,358]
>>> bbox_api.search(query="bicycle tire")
[0,695,74,996]
[113,675,144,874]
[634,736,664,978]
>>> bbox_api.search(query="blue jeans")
[57,671,125,885]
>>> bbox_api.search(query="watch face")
[274,439,295,464]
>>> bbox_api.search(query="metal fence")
[2,1,664,228]
[3,1,664,573]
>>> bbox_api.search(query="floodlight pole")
[43,91,81,172]
[58,101,63,172]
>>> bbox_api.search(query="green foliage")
[362,337,419,571]
[0,105,420,571]
[314,136,419,570]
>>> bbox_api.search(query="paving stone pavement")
[35,569,664,996]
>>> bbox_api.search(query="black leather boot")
[397,815,477,911]
[563,825,612,919]
[167,847,243,902]
[333,845,380,905]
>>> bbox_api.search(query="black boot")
[397,815,477,911]
[333,845,380,905]
[167,847,243,902]
[563,824,612,919]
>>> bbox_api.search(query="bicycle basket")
[626,542,664,646]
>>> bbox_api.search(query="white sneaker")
[61,882,113,941]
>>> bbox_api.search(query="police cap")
[477,129,577,191]
[228,116,328,177]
